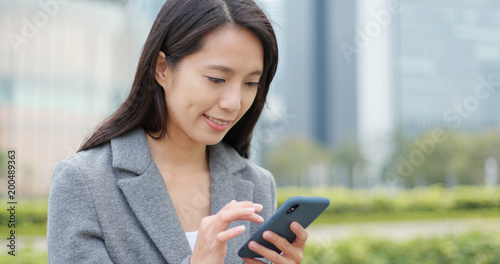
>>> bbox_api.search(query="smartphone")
[238,196,330,258]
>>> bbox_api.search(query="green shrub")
[0,199,48,226]
[303,231,500,264]
[0,199,48,236]
[277,185,500,215]
[1,232,497,264]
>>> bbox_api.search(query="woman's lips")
[203,114,231,132]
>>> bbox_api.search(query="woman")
[47,0,308,263]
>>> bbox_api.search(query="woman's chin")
[197,135,226,146]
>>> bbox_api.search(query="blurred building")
[277,0,359,147]
[0,0,158,197]
[276,0,500,144]
[395,0,500,137]
[272,0,394,149]
[269,0,393,186]
[272,0,500,186]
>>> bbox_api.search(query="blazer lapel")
[112,128,191,263]
[111,128,256,263]
[208,143,255,262]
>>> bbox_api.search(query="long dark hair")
[79,0,278,158]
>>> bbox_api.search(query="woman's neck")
[145,131,209,176]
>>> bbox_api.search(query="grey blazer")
[47,127,276,264]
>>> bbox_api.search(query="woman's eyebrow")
[206,64,262,76]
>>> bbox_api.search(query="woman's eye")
[246,82,260,88]
[208,77,225,84]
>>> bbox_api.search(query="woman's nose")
[218,84,242,112]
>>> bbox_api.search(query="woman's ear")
[155,51,169,87]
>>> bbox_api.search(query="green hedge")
[303,231,500,264]
[277,185,500,215]
[0,199,48,235]
[0,199,47,226]
[1,232,497,264]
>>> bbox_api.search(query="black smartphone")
[238,196,330,258]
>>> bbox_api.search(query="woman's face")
[156,25,264,147]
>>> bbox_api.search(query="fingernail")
[245,207,255,214]
[238,225,246,232]
[263,231,273,239]
[255,203,263,210]
[250,241,259,250]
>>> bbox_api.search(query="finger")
[248,241,284,264]
[254,203,263,213]
[223,201,263,212]
[290,221,308,247]
[263,228,306,263]
[242,257,266,264]
[217,206,264,224]
[215,225,246,243]
[262,230,296,256]
[218,206,263,222]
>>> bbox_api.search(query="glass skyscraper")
[395,0,500,136]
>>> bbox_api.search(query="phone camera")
[286,204,299,214]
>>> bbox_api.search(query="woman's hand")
[242,221,308,264]
[190,200,264,264]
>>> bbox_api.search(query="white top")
[185,231,199,252]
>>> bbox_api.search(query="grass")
[303,231,500,264]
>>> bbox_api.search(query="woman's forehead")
[185,26,264,74]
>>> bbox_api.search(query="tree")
[266,136,331,186]
[382,130,500,188]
